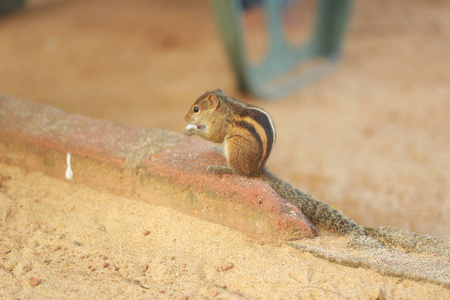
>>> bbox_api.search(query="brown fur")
[185,89,363,235]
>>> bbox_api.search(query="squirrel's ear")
[206,93,219,109]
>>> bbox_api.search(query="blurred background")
[0,0,449,239]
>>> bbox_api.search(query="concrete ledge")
[0,95,315,241]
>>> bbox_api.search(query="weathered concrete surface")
[0,95,315,241]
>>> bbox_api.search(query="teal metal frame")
[0,0,25,14]
[211,0,353,99]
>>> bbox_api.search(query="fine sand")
[1,163,449,298]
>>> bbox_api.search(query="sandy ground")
[1,163,449,298]
[1,0,450,298]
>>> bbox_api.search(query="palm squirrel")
[184,89,364,236]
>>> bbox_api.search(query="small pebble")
[220,262,234,271]
[29,277,40,287]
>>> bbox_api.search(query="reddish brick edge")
[0,95,314,241]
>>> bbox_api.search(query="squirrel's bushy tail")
[262,168,363,235]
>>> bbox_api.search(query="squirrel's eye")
[193,106,199,113]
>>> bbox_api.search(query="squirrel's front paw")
[207,165,234,175]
